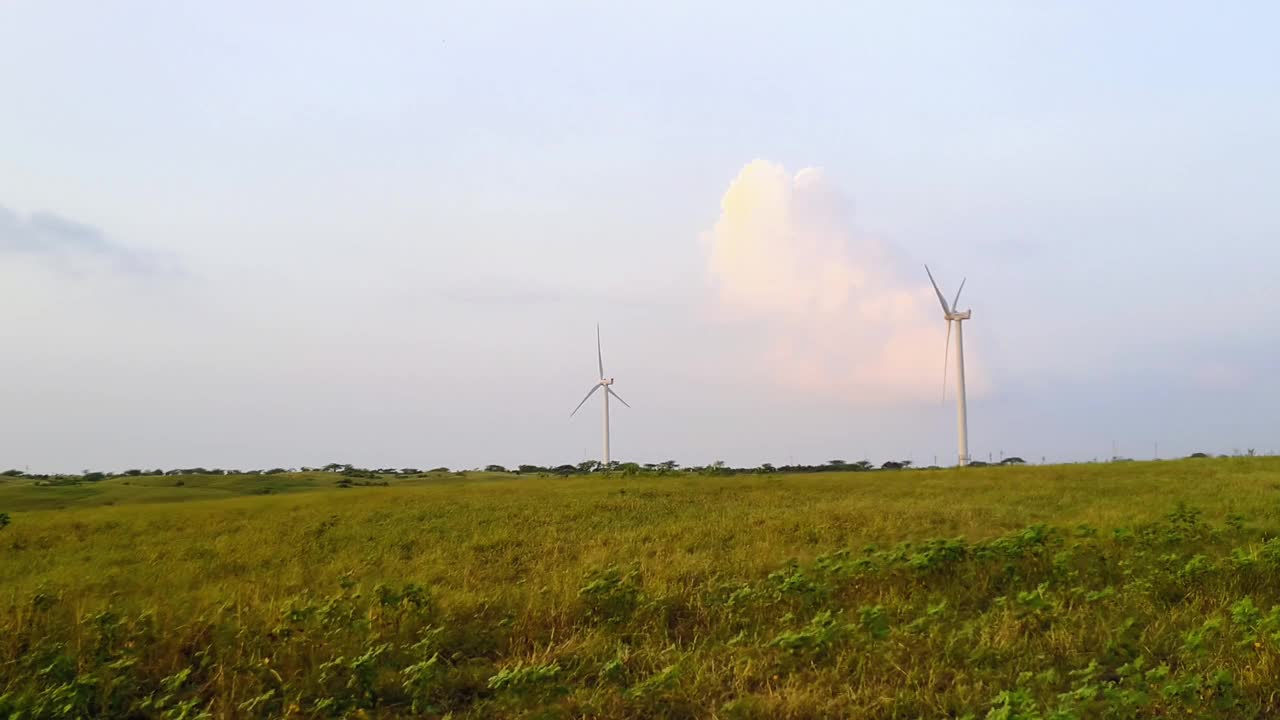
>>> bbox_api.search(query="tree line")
[12,452,1263,486]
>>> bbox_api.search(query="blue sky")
[2,2,1278,472]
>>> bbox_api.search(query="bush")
[0,512,9,529]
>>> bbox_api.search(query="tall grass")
[3,458,1279,717]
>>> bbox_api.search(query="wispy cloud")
[0,205,174,274]
[436,285,687,310]
[438,287,572,306]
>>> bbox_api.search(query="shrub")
[771,611,850,656]
[579,566,641,623]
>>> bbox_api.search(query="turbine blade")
[596,324,604,379]
[924,265,951,314]
[952,278,967,311]
[607,387,631,408]
[942,319,952,403]
[570,384,601,417]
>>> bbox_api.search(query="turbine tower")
[925,265,971,466]
[570,324,630,468]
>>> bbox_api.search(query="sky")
[2,1,1279,472]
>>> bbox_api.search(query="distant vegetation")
[0,450,1256,489]
[3,457,1280,717]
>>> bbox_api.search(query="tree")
[852,461,874,472]
[576,460,600,474]
[701,460,728,477]
[759,463,776,474]
[483,464,508,473]
[999,457,1026,465]
[880,461,905,471]
[0,513,9,529]
[1188,452,1210,459]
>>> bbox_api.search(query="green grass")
[3,457,1280,718]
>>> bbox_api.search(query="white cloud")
[704,159,981,402]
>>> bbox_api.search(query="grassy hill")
[3,458,1280,718]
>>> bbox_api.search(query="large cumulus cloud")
[705,160,980,402]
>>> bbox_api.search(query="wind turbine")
[570,325,630,468]
[925,265,971,466]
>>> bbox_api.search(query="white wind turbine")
[570,325,630,468]
[925,265,972,466]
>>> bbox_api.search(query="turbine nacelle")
[599,378,614,386]
[945,310,971,321]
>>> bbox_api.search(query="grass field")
[4,457,1280,718]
